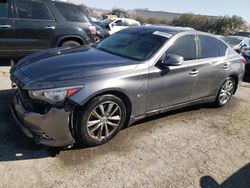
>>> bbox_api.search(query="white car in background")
[98,18,141,35]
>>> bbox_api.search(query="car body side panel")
[146,61,198,111]
[69,64,149,116]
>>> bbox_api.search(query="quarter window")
[199,35,219,58]
[0,0,12,18]
[218,41,228,56]
[16,0,53,20]
[55,3,88,22]
[166,35,196,61]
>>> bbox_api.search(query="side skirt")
[129,96,216,126]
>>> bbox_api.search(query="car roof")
[123,25,195,35]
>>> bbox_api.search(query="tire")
[95,35,102,43]
[213,77,236,107]
[61,40,81,47]
[74,95,127,147]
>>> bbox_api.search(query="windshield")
[96,31,169,61]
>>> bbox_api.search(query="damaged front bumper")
[11,93,75,147]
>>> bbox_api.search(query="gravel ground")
[0,66,250,188]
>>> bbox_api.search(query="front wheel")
[214,77,236,107]
[74,95,127,147]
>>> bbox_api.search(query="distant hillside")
[88,6,217,22]
[131,9,217,22]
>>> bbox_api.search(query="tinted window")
[97,31,168,61]
[0,0,11,18]
[218,41,228,56]
[166,35,196,61]
[199,35,219,58]
[56,3,88,22]
[114,20,123,26]
[16,0,53,20]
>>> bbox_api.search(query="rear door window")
[0,0,12,18]
[55,3,88,22]
[199,35,219,58]
[15,0,53,20]
[166,35,197,61]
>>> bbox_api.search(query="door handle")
[0,24,12,28]
[222,63,230,70]
[45,26,55,30]
[189,69,199,76]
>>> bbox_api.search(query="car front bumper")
[11,93,75,147]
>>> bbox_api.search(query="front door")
[146,34,199,111]
[0,0,15,58]
[13,0,56,57]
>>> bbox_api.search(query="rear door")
[193,35,229,99]
[13,0,56,56]
[0,0,15,58]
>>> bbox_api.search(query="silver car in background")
[11,26,245,148]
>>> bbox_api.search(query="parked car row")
[0,0,97,59]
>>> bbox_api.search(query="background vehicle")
[11,26,244,148]
[222,36,250,78]
[0,0,96,59]
[233,31,250,38]
[89,19,110,43]
[242,51,250,80]
[222,36,250,53]
[97,18,140,35]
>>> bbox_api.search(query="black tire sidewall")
[74,95,127,147]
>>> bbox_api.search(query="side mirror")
[162,54,184,67]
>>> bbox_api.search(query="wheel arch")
[229,74,239,94]
[73,89,133,127]
[56,35,85,47]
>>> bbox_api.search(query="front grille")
[17,87,50,114]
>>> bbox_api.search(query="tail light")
[89,25,96,35]
[242,58,247,65]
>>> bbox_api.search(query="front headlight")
[28,86,83,103]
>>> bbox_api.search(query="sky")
[71,0,250,23]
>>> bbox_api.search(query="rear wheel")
[61,40,81,47]
[74,95,127,147]
[214,77,236,107]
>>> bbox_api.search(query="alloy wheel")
[86,101,122,141]
[219,79,235,105]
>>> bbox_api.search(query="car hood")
[14,46,138,82]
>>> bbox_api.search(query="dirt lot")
[0,65,250,188]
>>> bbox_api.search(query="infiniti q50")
[10,26,245,147]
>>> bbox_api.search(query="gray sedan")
[11,26,245,147]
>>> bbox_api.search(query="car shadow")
[200,163,250,188]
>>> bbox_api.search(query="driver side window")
[166,35,197,61]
